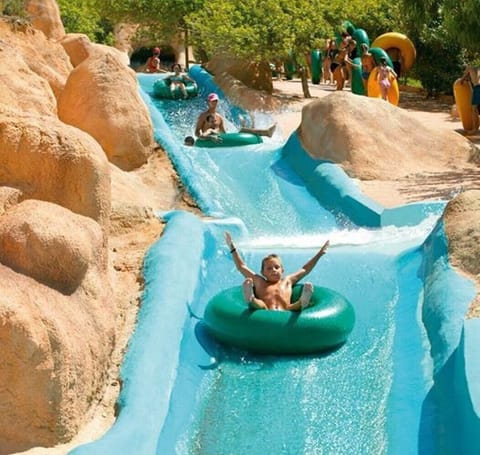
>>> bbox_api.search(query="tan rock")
[206,56,273,93]
[0,186,23,215]
[444,190,480,277]
[0,200,114,451]
[444,190,480,318]
[0,19,71,102]
[57,51,155,170]
[0,200,101,294]
[60,33,130,68]
[0,106,111,227]
[298,92,477,180]
[25,0,65,41]
[0,34,57,116]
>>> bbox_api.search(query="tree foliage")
[187,0,299,63]
[58,0,114,44]
[414,21,464,96]
[443,0,480,53]
[401,0,480,53]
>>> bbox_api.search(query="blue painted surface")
[71,66,479,455]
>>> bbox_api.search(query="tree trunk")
[184,28,189,70]
[299,66,312,98]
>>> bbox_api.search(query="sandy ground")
[17,78,479,455]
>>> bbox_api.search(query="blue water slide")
[70,66,480,455]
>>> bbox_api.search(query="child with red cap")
[145,47,164,73]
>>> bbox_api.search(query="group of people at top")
[321,33,398,100]
[146,47,197,99]
[145,47,276,146]
[146,48,331,313]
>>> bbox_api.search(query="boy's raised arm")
[225,232,256,279]
[288,240,330,283]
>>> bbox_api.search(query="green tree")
[401,0,480,53]
[415,22,463,96]
[96,0,205,67]
[86,0,406,96]
[57,0,114,44]
[398,0,472,95]
[443,0,479,53]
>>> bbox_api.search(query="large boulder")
[0,200,114,452]
[0,200,100,295]
[0,106,111,227]
[57,51,155,170]
[60,33,130,68]
[206,56,273,93]
[444,190,480,277]
[0,19,71,101]
[25,0,65,41]
[298,92,477,180]
[444,190,480,317]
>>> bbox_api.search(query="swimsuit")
[380,79,391,89]
[147,56,160,72]
[472,85,480,105]
[170,75,185,83]
[362,71,370,80]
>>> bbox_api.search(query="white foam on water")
[244,213,440,251]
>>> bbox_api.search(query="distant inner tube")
[371,32,416,73]
[153,78,198,99]
[194,132,263,148]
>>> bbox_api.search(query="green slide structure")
[310,49,322,84]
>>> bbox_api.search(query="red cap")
[153,47,161,54]
[207,93,219,102]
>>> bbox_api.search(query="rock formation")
[0,0,156,450]
[298,91,477,180]
[58,51,154,171]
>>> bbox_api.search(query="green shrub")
[414,24,464,96]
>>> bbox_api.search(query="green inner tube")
[153,79,198,99]
[195,132,263,148]
[203,284,355,354]
[351,56,365,96]
[369,47,393,68]
[310,49,322,85]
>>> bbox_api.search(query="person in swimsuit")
[195,93,276,143]
[346,43,376,94]
[377,57,397,100]
[165,63,197,99]
[225,232,330,311]
[331,47,348,91]
[386,47,402,78]
[322,38,335,84]
[145,47,165,73]
[343,39,357,87]
[360,44,376,94]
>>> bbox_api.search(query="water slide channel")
[71,66,480,455]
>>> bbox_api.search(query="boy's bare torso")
[252,275,293,310]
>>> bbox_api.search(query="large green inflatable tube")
[203,284,355,354]
[195,132,263,148]
[352,28,370,56]
[153,79,198,99]
[310,49,322,85]
[342,20,356,36]
[369,47,393,68]
[350,57,365,96]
